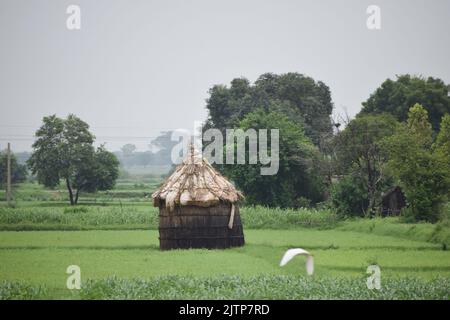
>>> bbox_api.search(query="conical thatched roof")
[152,146,243,211]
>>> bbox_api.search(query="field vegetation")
[0,181,449,300]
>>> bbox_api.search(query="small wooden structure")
[381,186,406,216]
[152,146,245,250]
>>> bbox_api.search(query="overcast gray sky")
[1,0,449,151]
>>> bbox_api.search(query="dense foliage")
[360,75,450,132]
[205,72,333,207]
[383,104,450,222]
[203,73,450,220]
[331,174,368,217]
[78,276,450,300]
[333,114,398,216]
[2,275,449,300]
[222,110,325,207]
[205,72,333,146]
[0,151,27,187]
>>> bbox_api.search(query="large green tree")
[205,72,333,146]
[384,104,450,222]
[222,109,325,208]
[334,114,399,216]
[360,75,450,132]
[28,115,119,205]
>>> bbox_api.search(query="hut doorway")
[381,186,406,216]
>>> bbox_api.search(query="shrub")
[63,206,89,214]
[79,275,450,300]
[331,175,368,217]
[0,281,46,300]
[240,206,337,229]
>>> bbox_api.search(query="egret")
[279,248,314,275]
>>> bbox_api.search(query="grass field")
[0,182,449,299]
[1,228,449,299]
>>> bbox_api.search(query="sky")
[1,0,449,152]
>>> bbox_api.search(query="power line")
[0,124,189,130]
[0,135,163,140]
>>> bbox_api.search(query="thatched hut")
[152,147,245,250]
[381,186,406,216]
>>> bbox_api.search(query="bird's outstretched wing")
[279,248,314,275]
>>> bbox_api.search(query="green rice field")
[0,182,449,299]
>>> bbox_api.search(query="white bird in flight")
[280,248,314,276]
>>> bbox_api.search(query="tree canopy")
[360,75,450,132]
[205,72,333,146]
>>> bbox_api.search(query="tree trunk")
[66,178,75,205]
[74,189,80,205]
[367,186,376,217]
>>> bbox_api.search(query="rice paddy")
[0,182,449,299]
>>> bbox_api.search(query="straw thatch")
[152,146,243,211]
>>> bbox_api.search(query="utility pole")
[6,142,11,205]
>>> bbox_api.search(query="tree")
[334,114,399,216]
[434,114,450,158]
[121,144,136,157]
[223,109,325,208]
[384,105,450,222]
[360,75,450,133]
[205,72,333,146]
[27,114,119,205]
[149,131,179,165]
[75,146,120,196]
[0,151,27,187]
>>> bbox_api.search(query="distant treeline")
[6,131,177,169]
[114,132,176,168]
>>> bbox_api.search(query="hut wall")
[381,187,406,216]
[159,202,245,250]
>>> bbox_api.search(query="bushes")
[0,281,46,300]
[0,205,158,231]
[430,220,450,248]
[0,205,337,231]
[331,175,368,217]
[79,275,450,300]
[63,206,89,214]
[240,206,337,229]
[2,276,449,300]
[337,217,450,247]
